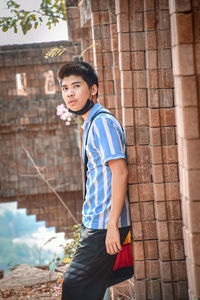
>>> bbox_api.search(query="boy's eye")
[74,84,80,88]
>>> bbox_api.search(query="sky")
[0,202,66,255]
[0,0,68,45]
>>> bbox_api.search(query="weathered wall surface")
[0,41,83,233]
[65,0,200,299]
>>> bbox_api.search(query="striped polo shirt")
[82,103,131,229]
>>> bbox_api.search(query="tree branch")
[22,146,79,225]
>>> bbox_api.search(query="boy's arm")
[105,158,128,255]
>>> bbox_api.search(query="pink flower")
[56,104,65,116]
[65,121,70,126]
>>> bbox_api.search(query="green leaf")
[2,25,8,32]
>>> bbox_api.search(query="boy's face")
[61,75,91,112]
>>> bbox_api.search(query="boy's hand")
[105,224,121,255]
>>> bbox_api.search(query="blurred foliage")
[0,0,67,35]
[62,224,80,263]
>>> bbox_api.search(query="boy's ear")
[91,84,98,96]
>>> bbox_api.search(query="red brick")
[159,241,170,261]
[116,14,129,32]
[144,240,158,259]
[187,169,200,200]
[168,221,183,240]
[146,261,160,279]
[144,11,156,30]
[162,283,174,300]
[159,69,174,88]
[170,240,185,260]
[150,128,161,146]
[149,109,160,127]
[105,95,115,108]
[157,221,169,240]
[135,108,149,126]
[173,281,188,300]
[137,146,151,164]
[158,49,172,69]
[102,52,113,66]
[166,201,181,220]
[151,146,162,164]
[157,10,170,30]
[162,145,178,164]
[119,51,131,70]
[146,50,157,70]
[165,182,180,201]
[134,261,145,279]
[130,0,144,13]
[131,32,145,51]
[139,183,154,201]
[127,145,136,163]
[144,0,155,10]
[121,88,133,107]
[163,163,178,182]
[124,126,135,145]
[155,202,167,220]
[152,164,164,183]
[132,221,143,240]
[104,80,114,94]
[121,70,132,89]
[171,13,193,46]
[92,12,100,26]
[169,0,191,14]
[135,280,147,299]
[161,127,176,146]
[99,12,110,24]
[147,70,159,89]
[115,0,129,14]
[131,51,145,70]
[140,203,155,221]
[172,44,195,76]
[128,184,139,202]
[159,89,174,108]
[145,31,157,50]
[157,30,171,49]
[174,75,197,107]
[128,164,138,183]
[130,203,141,221]
[148,89,159,108]
[172,261,187,281]
[194,11,200,42]
[118,33,130,52]
[134,241,145,260]
[146,280,162,300]
[137,165,152,183]
[135,126,149,145]
[133,70,146,88]
[160,108,176,126]
[160,261,172,282]
[134,89,147,107]
[129,12,144,32]
[123,107,134,126]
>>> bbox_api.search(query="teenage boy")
[57,61,131,300]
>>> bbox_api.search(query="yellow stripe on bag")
[123,230,131,245]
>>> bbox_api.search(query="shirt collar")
[82,102,103,129]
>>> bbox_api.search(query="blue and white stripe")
[82,103,131,229]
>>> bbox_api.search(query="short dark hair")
[57,61,98,97]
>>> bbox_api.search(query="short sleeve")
[92,115,126,165]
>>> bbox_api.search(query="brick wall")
[169,1,200,299]
[64,0,200,298]
[0,41,83,234]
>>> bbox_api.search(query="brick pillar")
[169,1,200,299]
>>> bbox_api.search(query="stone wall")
[65,0,200,299]
[0,41,83,233]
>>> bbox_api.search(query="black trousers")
[62,224,130,300]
